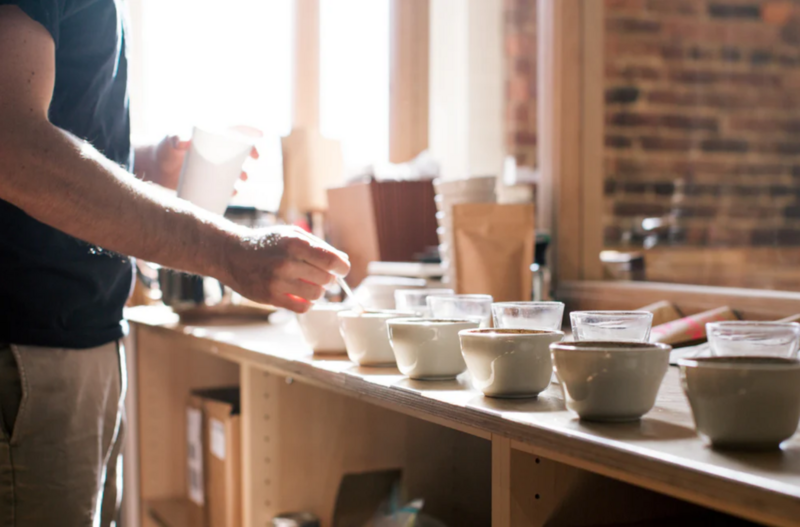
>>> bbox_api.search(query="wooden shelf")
[128,306,800,527]
[148,498,191,527]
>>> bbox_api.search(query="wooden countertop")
[127,306,800,527]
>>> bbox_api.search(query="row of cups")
[298,292,800,450]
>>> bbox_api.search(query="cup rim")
[428,294,493,302]
[570,310,653,318]
[678,356,800,370]
[338,309,418,319]
[459,328,565,338]
[388,317,479,326]
[551,341,671,353]
[492,301,565,308]
[306,302,350,312]
[394,288,455,297]
[707,321,800,331]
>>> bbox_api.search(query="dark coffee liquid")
[692,356,799,366]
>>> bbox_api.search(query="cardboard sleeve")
[637,301,682,327]
[650,306,739,346]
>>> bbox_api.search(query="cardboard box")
[187,395,206,527]
[187,388,242,527]
[327,180,439,286]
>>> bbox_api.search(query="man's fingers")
[249,145,259,160]
[170,135,191,151]
[240,170,248,181]
[283,259,335,287]
[271,293,312,313]
[287,235,350,277]
[274,277,325,302]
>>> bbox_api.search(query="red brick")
[606,135,634,148]
[762,2,795,25]
[515,58,533,76]
[607,17,662,33]
[700,138,749,153]
[707,227,751,246]
[728,206,777,219]
[782,19,800,45]
[514,131,537,146]
[675,205,718,218]
[646,0,702,15]
[641,136,695,152]
[662,19,779,47]
[614,202,668,216]
[729,118,800,135]
[708,3,761,20]
[608,112,659,127]
[514,104,529,124]
[606,64,661,81]
[606,0,646,12]
[507,78,529,102]
[660,114,719,132]
[670,70,718,84]
[684,226,710,245]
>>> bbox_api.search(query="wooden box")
[326,180,438,286]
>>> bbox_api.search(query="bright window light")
[320,0,390,168]
[135,0,292,211]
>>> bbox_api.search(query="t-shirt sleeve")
[0,0,63,47]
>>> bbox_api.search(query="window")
[132,0,293,211]
[319,0,390,168]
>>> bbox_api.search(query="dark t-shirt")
[0,0,133,348]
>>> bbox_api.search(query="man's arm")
[0,6,349,312]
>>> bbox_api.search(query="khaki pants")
[0,342,125,527]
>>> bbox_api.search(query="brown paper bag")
[452,203,534,302]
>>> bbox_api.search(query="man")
[0,2,350,526]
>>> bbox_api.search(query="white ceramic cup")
[459,328,564,398]
[551,341,671,422]
[679,356,800,450]
[176,126,256,215]
[296,303,349,354]
[387,318,478,380]
[338,310,418,366]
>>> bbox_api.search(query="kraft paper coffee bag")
[452,203,535,302]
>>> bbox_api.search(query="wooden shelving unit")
[128,306,800,527]
[148,498,192,527]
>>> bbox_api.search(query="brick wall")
[505,0,537,167]
[504,0,800,248]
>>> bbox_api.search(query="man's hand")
[136,129,259,191]
[219,226,350,313]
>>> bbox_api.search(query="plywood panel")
[579,0,605,281]
[242,370,490,527]
[136,326,240,519]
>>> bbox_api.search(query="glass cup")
[491,301,565,331]
[570,311,654,342]
[394,288,455,316]
[427,294,493,328]
[707,321,800,359]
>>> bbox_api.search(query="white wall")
[428,0,505,180]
